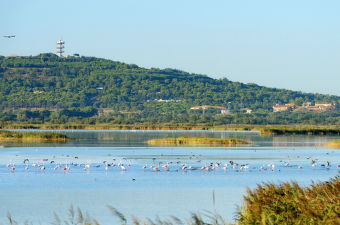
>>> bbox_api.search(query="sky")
[1,0,340,96]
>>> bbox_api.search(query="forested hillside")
[0,53,339,125]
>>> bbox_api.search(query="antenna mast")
[56,39,65,57]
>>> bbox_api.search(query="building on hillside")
[294,106,321,112]
[241,108,252,114]
[294,102,336,112]
[284,103,295,108]
[155,99,183,103]
[302,102,312,107]
[315,102,333,108]
[273,103,295,112]
[190,105,228,114]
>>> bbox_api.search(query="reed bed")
[2,123,340,136]
[148,136,251,146]
[259,127,340,135]
[0,130,69,141]
[237,176,340,225]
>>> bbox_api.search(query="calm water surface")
[0,130,339,224]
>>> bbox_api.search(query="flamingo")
[118,161,123,167]
[85,163,90,170]
[120,165,126,171]
[162,164,168,169]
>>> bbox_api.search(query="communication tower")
[56,39,65,57]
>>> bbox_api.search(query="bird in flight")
[3,35,16,38]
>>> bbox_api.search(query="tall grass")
[148,136,251,146]
[237,176,340,225]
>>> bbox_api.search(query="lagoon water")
[0,130,339,224]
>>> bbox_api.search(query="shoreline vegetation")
[328,140,340,148]
[7,176,339,225]
[148,136,251,146]
[0,130,69,142]
[1,123,340,135]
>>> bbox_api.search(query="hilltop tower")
[56,39,65,57]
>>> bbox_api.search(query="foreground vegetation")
[328,140,340,148]
[0,130,69,141]
[148,136,251,146]
[238,176,340,225]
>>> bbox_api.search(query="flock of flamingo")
[3,156,338,174]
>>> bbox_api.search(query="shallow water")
[0,130,339,224]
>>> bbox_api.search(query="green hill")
[0,53,339,125]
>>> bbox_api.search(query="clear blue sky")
[1,0,340,96]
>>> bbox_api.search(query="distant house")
[284,103,295,108]
[302,102,312,107]
[273,103,295,112]
[273,105,289,112]
[33,90,44,94]
[306,106,323,111]
[294,102,335,112]
[315,102,333,108]
[155,99,183,103]
[190,105,228,114]
[241,108,252,114]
